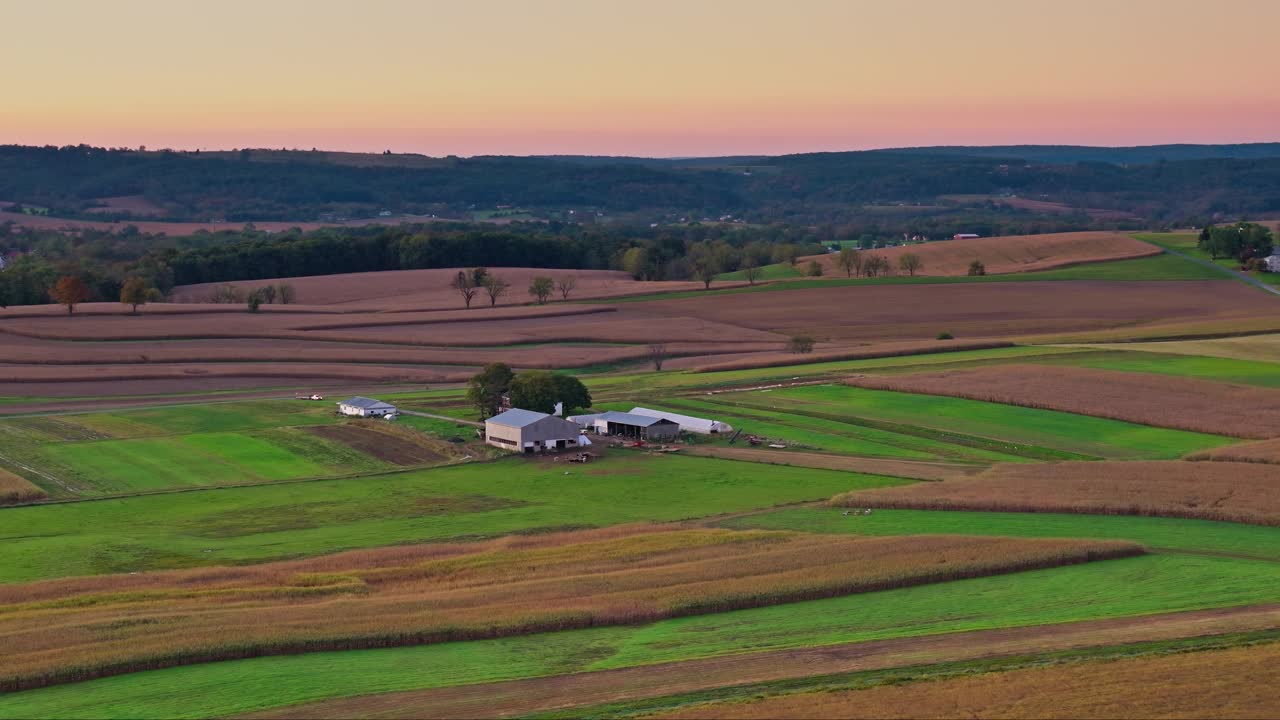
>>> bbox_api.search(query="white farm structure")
[628,407,733,435]
[337,397,398,418]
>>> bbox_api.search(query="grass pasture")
[708,384,1231,460]
[645,398,1030,463]
[0,528,1135,692]
[727,508,1280,561]
[1036,348,1280,388]
[0,453,906,583]
[5,553,1278,719]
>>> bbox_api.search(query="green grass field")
[716,262,802,281]
[1037,349,1280,388]
[725,508,1280,561]
[0,453,905,583]
[1135,232,1280,288]
[605,254,1227,304]
[644,398,1029,463]
[5,552,1276,719]
[743,384,1231,460]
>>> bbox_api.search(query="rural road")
[244,603,1280,719]
[1158,247,1280,296]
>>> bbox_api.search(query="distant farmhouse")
[1266,253,1280,273]
[485,408,582,453]
[337,397,397,418]
[953,233,980,240]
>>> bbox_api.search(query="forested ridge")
[4,144,1280,224]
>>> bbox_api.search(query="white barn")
[485,408,582,453]
[628,407,733,435]
[1265,254,1280,273]
[337,397,397,417]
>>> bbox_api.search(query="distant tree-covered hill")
[3,143,1280,225]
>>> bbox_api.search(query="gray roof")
[487,408,553,428]
[340,396,396,410]
[597,411,677,427]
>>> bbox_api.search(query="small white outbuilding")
[337,397,398,417]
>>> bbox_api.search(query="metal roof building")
[485,408,582,453]
[593,411,680,441]
[628,407,733,435]
[337,397,397,417]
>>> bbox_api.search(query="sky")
[3,0,1278,157]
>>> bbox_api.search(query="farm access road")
[1156,247,1280,296]
[244,603,1280,719]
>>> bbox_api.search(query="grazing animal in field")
[842,510,850,517]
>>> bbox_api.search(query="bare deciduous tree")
[555,276,577,301]
[648,343,668,371]
[483,275,510,306]
[451,270,479,308]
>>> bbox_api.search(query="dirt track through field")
[244,604,1280,719]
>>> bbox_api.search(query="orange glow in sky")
[3,0,1278,156]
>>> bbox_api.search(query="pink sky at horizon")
[3,0,1279,157]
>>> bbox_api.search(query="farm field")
[0,528,1133,692]
[801,231,1161,277]
[0,453,904,583]
[629,280,1271,343]
[5,553,1278,719]
[701,384,1232,459]
[844,365,1280,437]
[658,640,1280,719]
[1074,334,1280,365]
[3,246,1280,719]
[1030,348,1280,388]
[1187,437,1280,465]
[828,460,1280,526]
[727,508,1280,560]
[0,401,471,498]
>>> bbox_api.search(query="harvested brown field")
[673,340,1014,372]
[663,640,1280,719]
[0,468,46,505]
[82,195,166,216]
[1186,438,1280,465]
[0,298,781,393]
[250,605,1280,720]
[845,365,1280,439]
[832,461,1280,526]
[633,281,1272,343]
[305,423,450,465]
[0,527,1138,692]
[171,268,739,308]
[801,232,1157,277]
[682,447,981,481]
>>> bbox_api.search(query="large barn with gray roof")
[485,408,583,453]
